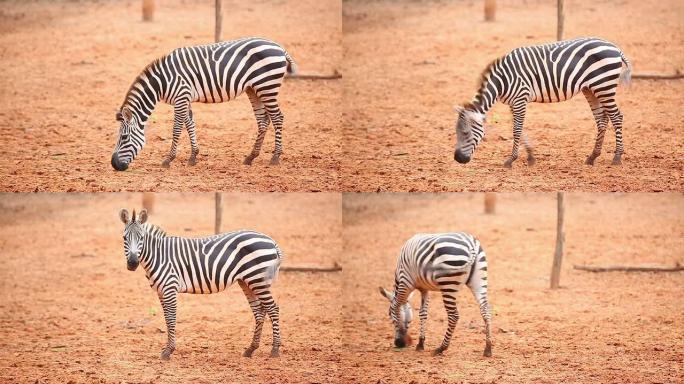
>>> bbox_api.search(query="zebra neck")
[470,61,505,114]
[139,224,167,266]
[123,71,162,125]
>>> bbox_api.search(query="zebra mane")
[142,222,168,238]
[120,57,163,112]
[464,58,501,111]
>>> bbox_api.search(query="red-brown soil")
[0,193,342,383]
[342,0,684,192]
[0,0,341,192]
[341,193,684,383]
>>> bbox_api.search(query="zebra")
[453,37,631,167]
[118,208,283,360]
[379,233,492,357]
[111,37,297,171]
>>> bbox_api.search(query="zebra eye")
[121,134,130,141]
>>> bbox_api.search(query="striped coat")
[454,37,631,167]
[119,208,283,360]
[111,37,297,171]
[380,233,492,356]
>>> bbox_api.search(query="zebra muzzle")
[127,257,139,271]
[111,153,129,171]
[454,149,471,164]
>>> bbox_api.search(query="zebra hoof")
[611,157,622,166]
[243,156,255,166]
[269,349,280,358]
[415,342,424,351]
[527,156,536,166]
[188,157,197,166]
[161,160,172,169]
[432,347,445,356]
[269,157,280,166]
[243,348,256,358]
[585,156,596,165]
[484,344,492,357]
[503,160,514,169]
[160,349,172,360]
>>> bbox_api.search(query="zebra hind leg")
[244,89,270,165]
[186,108,200,166]
[467,249,493,357]
[239,280,266,357]
[606,109,624,166]
[254,289,281,357]
[266,106,284,166]
[433,290,459,356]
[583,90,608,165]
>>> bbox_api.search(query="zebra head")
[119,208,148,271]
[379,287,414,348]
[454,105,486,164]
[112,107,146,171]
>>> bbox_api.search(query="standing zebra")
[379,233,492,357]
[118,209,283,360]
[453,37,631,167]
[111,37,297,171]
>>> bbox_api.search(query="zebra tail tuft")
[285,51,298,75]
[619,52,632,89]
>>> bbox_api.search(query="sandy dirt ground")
[0,193,343,383]
[0,0,341,192]
[341,193,684,383]
[342,0,684,192]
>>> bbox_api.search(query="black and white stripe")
[379,233,492,356]
[111,37,297,171]
[119,209,283,360]
[454,37,631,167]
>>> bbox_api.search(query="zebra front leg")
[255,290,281,358]
[433,292,459,356]
[266,107,284,166]
[159,291,178,360]
[583,90,608,165]
[416,290,429,351]
[162,101,189,168]
[239,281,265,357]
[185,108,199,166]
[504,103,527,168]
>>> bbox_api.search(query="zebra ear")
[454,105,464,115]
[379,287,394,301]
[121,107,133,122]
[138,209,148,224]
[115,111,123,122]
[119,209,130,224]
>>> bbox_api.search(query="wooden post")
[550,192,565,289]
[214,192,223,234]
[484,193,496,214]
[142,0,155,22]
[557,0,564,41]
[142,192,155,214]
[215,0,222,43]
[484,0,496,22]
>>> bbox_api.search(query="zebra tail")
[284,51,298,75]
[268,244,284,282]
[619,52,632,89]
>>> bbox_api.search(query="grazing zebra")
[111,37,297,171]
[453,37,631,167]
[379,233,492,357]
[118,209,283,360]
